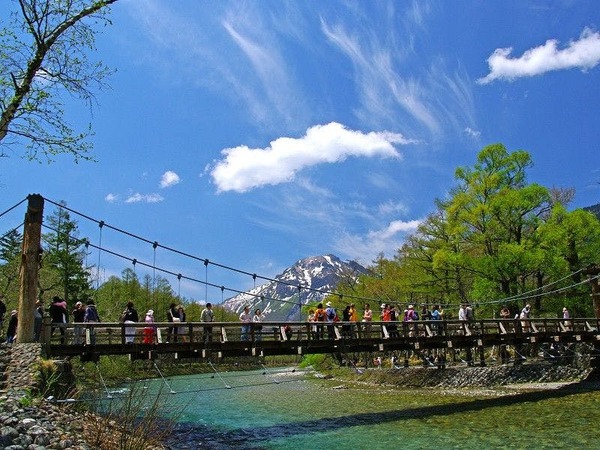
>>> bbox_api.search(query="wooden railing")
[40,317,600,360]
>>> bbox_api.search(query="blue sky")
[2,0,600,303]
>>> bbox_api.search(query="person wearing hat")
[5,310,17,344]
[325,302,337,339]
[71,300,86,344]
[143,310,155,344]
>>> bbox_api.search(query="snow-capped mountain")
[222,254,367,321]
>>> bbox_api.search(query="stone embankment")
[345,363,593,389]
[0,343,92,450]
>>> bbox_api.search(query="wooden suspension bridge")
[40,317,600,367]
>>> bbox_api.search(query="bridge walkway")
[41,318,600,363]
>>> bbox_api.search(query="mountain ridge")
[222,254,367,321]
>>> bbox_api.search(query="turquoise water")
[126,368,600,449]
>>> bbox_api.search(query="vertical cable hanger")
[204,259,209,305]
[96,221,104,291]
[152,241,158,308]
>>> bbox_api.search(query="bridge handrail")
[41,317,599,349]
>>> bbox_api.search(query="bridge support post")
[17,194,44,344]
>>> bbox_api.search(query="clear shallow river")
[125,368,600,449]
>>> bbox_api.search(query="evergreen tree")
[41,202,92,305]
[0,228,22,303]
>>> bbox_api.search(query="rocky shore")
[0,343,94,450]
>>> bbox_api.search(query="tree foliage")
[338,144,600,318]
[0,0,118,162]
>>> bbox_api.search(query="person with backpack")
[325,302,337,339]
[313,303,326,339]
[84,300,100,345]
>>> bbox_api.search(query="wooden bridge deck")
[42,318,600,362]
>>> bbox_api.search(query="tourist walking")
[200,302,215,342]
[143,310,156,344]
[49,296,68,344]
[253,308,264,341]
[239,306,252,341]
[313,303,326,339]
[71,301,85,344]
[33,300,44,342]
[563,307,571,330]
[121,301,139,344]
[177,305,187,342]
[84,300,100,344]
[166,303,178,343]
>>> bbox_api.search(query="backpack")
[326,307,336,321]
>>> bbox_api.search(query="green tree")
[0,0,118,161]
[41,202,92,304]
[0,228,22,304]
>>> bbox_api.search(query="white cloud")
[125,193,164,204]
[105,193,118,203]
[478,28,600,84]
[334,219,422,263]
[464,127,481,138]
[160,170,181,188]
[210,122,411,193]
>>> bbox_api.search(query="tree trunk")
[17,194,44,343]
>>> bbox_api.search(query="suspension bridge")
[3,194,600,368]
[40,316,600,367]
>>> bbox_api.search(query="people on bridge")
[121,301,139,344]
[143,310,156,344]
[33,300,44,342]
[84,300,100,345]
[465,303,474,322]
[166,303,178,343]
[349,304,358,322]
[362,303,372,336]
[341,305,352,338]
[177,305,187,342]
[253,308,264,342]
[562,307,571,331]
[71,301,85,344]
[458,304,467,322]
[519,304,532,333]
[200,302,214,343]
[5,310,17,344]
[325,302,337,339]
[49,296,68,344]
[239,306,252,341]
[313,303,326,339]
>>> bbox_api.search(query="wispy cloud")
[319,1,475,140]
[334,219,422,263]
[105,193,118,203]
[160,171,180,188]
[464,127,481,138]
[210,122,411,193]
[125,193,164,204]
[478,27,600,84]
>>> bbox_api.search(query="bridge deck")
[42,318,600,361]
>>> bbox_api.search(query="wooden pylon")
[17,194,44,343]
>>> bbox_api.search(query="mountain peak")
[222,254,367,320]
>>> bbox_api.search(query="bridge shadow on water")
[170,380,599,449]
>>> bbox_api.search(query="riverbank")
[327,362,594,390]
[1,343,596,449]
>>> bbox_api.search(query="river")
[123,367,600,449]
